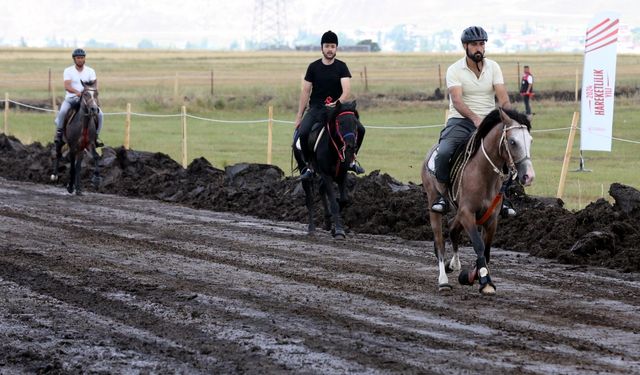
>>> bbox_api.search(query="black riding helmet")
[321,30,339,45]
[461,26,488,43]
[72,48,86,57]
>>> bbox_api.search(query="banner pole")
[557,112,580,199]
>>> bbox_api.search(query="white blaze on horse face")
[511,127,535,186]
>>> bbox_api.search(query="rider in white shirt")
[432,26,516,217]
[54,48,104,147]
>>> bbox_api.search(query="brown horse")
[50,80,101,195]
[421,108,534,295]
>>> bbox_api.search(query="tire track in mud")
[1,179,639,374]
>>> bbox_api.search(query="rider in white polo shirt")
[432,26,516,216]
[54,48,104,147]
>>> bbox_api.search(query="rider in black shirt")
[294,30,365,180]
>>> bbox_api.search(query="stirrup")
[500,200,516,218]
[299,166,314,181]
[95,138,104,148]
[431,195,449,214]
[349,161,365,174]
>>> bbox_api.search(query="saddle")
[427,135,474,202]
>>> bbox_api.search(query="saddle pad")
[426,148,438,174]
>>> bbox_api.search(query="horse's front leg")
[50,141,63,182]
[457,213,496,295]
[90,147,102,189]
[482,219,499,264]
[318,181,332,232]
[67,152,76,194]
[321,175,345,239]
[337,178,351,210]
[73,154,83,196]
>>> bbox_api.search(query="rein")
[328,111,356,174]
[451,120,529,224]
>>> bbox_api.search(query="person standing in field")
[520,65,534,118]
[54,48,104,147]
[431,26,516,217]
[294,30,365,180]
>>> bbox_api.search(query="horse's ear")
[498,107,512,126]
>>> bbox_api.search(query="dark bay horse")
[421,108,534,295]
[50,80,101,195]
[294,101,361,239]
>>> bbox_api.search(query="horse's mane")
[470,108,531,156]
[82,80,96,88]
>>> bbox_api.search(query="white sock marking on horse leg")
[450,253,461,271]
[438,260,449,285]
[479,267,488,278]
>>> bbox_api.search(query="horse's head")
[328,100,360,159]
[498,107,535,186]
[81,80,100,117]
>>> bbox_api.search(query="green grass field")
[2,48,639,211]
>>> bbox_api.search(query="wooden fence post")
[557,111,580,199]
[210,69,214,96]
[49,68,57,117]
[174,73,179,102]
[267,105,273,165]
[4,92,8,134]
[364,65,369,92]
[517,62,521,92]
[181,105,188,168]
[124,103,131,149]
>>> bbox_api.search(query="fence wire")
[1,98,639,143]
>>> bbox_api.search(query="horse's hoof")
[438,283,452,292]
[75,191,83,196]
[458,267,478,286]
[50,174,58,182]
[480,284,496,295]
[333,230,346,240]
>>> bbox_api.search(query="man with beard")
[54,48,104,147]
[431,26,515,216]
[294,30,365,180]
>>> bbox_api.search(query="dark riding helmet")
[72,48,86,58]
[461,26,488,43]
[321,30,339,46]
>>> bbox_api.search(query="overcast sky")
[1,0,636,49]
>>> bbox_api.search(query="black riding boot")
[431,181,449,214]
[348,158,365,174]
[54,128,64,145]
[299,146,314,181]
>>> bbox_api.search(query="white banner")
[580,12,619,152]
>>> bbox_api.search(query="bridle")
[329,110,357,163]
[81,88,99,117]
[480,122,531,181]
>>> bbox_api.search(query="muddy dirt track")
[1,135,640,373]
[1,183,640,373]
